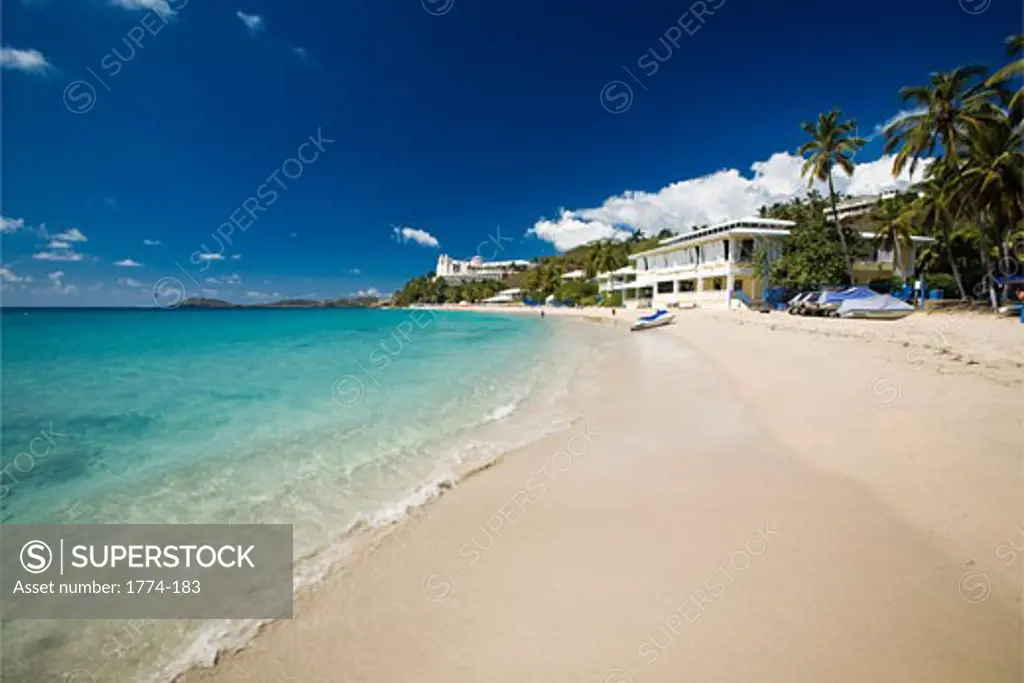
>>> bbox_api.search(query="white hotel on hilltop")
[598,216,934,310]
[435,254,534,284]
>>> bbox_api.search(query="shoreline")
[188,306,1021,683]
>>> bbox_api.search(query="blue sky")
[1,0,1018,305]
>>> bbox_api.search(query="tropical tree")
[956,108,1024,306]
[883,65,1007,300]
[798,109,865,282]
[584,240,628,278]
[987,34,1024,110]
[883,65,1001,176]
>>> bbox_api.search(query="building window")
[723,240,730,261]
[677,280,694,292]
[712,278,723,291]
[657,281,674,294]
[739,239,755,262]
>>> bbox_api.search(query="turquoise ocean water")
[1,307,603,682]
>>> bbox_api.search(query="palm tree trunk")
[939,223,969,299]
[893,236,903,284]
[827,172,855,283]
[977,218,1000,311]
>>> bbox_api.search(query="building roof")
[656,217,795,246]
[631,217,796,259]
[596,265,637,278]
[561,269,586,279]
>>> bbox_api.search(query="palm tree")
[585,240,628,278]
[905,174,970,299]
[883,65,1000,177]
[798,109,865,283]
[883,66,1005,300]
[987,34,1023,110]
[957,110,1023,308]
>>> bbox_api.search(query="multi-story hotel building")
[597,216,933,310]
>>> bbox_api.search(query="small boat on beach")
[836,293,915,320]
[630,309,674,331]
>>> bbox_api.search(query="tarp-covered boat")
[836,294,914,320]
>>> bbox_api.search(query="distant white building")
[480,288,523,304]
[435,254,533,283]
[561,269,587,281]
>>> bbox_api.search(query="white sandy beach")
[193,306,1022,683]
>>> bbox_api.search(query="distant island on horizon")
[0,296,389,310]
[178,295,388,309]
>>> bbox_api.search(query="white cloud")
[110,0,175,17]
[206,273,241,285]
[47,240,72,249]
[1,47,52,73]
[1,267,31,283]
[200,288,220,297]
[292,47,310,61]
[868,108,928,142]
[289,232,298,237]
[392,225,440,248]
[230,254,241,260]
[197,252,224,261]
[114,259,143,267]
[34,250,84,262]
[530,212,632,252]
[235,10,264,32]
[47,270,76,295]
[51,227,87,242]
[348,268,362,275]
[528,152,930,251]
[356,288,380,297]
[143,239,161,246]
[246,290,269,298]
[117,277,145,288]
[1,216,26,233]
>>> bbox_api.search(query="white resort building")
[435,254,533,283]
[597,216,933,310]
[826,190,898,223]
